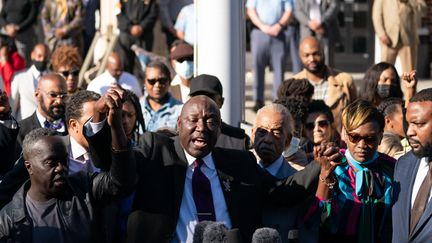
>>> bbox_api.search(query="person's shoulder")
[121,72,139,82]
[397,150,418,164]
[214,147,255,164]
[221,122,246,139]
[292,69,307,79]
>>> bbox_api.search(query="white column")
[195,0,245,127]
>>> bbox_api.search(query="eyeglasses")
[176,56,193,63]
[347,132,378,145]
[45,92,68,99]
[60,69,79,77]
[146,77,169,85]
[305,120,330,130]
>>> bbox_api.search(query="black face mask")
[377,84,391,99]
[33,60,47,72]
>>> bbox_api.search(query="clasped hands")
[314,142,342,182]
[93,84,128,127]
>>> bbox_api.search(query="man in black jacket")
[0,87,135,242]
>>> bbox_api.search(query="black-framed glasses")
[45,92,68,99]
[60,69,79,77]
[176,56,193,63]
[146,77,169,85]
[305,120,330,130]
[347,133,378,145]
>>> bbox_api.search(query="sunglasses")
[347,133,378,145]
[146,77,169,85]
[60,69,79,77]
[305,120,330,130]
[176,56,193,63]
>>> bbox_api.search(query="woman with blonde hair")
[307,99,396,243]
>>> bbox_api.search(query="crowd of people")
[0,0,430,243]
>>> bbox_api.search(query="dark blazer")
[392,151,432,242]
[17,111,68,145]
[0,122,20,175]
[216,122,251,151]
[85,126,321,243]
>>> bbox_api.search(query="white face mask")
[174,60,193,79]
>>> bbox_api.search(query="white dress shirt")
[68,136,99,174]
[35,110,66,133]
[411,157,432,208]
[87,70,143,97]
[173,151,232,243]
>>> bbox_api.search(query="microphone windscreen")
[193,221,215,243]
[126,210,147,243]
[203,222,228,243]
[251,227,282,243]
[226,228,242,243]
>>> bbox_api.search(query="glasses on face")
[347,132,378,145]
[146,77,169,85]
[45,92,68,99]
[60,69,79,78]
[305,120,330,130]
[176,56,193,63]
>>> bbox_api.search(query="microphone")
[193,221,214,243]
[251,227,282,243]
[202,222,228,243]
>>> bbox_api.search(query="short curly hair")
[51,45,82,71]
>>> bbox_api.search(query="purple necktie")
[192,159,216,222]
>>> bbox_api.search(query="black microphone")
[202,222,228,243]
[251,227,282,243]
[193,221,215,243]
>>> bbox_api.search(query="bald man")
[17,73,68,144]
[87,52,143,97]
[293,37,356,132]
[10,43,50,120]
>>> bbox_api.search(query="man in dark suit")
[189,74,251,150]
[86,94,340,242]
[17,73,68,144]
[393,88,432,242]
[253,103,317,243]
[0,89,20,177]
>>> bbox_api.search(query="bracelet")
[319,175,336,189]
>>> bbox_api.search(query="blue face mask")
[175,60,193,79]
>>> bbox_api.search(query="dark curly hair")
[277,78,314,102]
[51,45,82,72]
[274,96,308,138]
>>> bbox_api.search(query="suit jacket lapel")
[410,157,432,238]
[172,137,188,223]
[212,148,239,228]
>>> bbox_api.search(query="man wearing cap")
[169,40,194,103]
[189,74,251,150]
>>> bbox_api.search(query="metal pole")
[195,0,245,127]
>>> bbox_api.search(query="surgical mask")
[377,84,391,99]
[174,60,193,79]
[33,60,48,72]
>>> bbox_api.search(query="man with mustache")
[393,88,432,242]
[293,36,357,133]
[86,94,340,242]
[17,73,68,144]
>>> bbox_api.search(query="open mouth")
[192,137,208,149]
